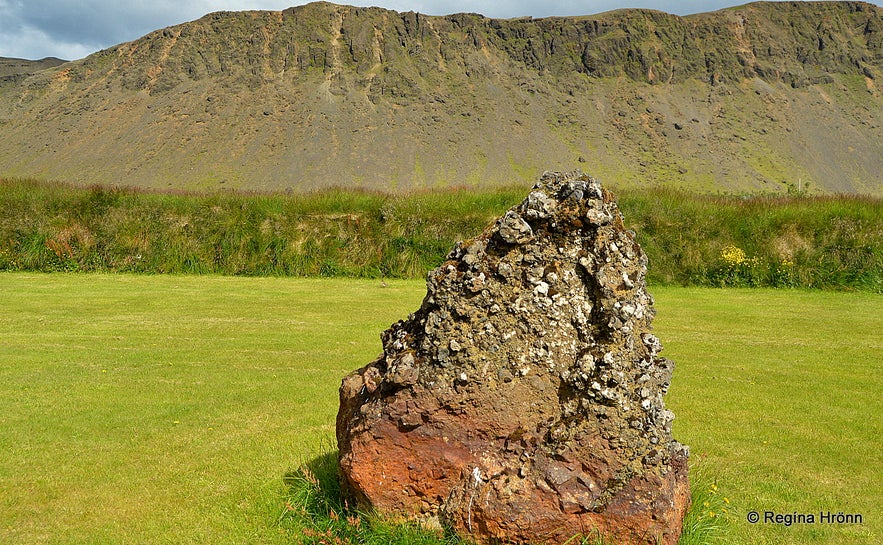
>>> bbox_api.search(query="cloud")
[0,0,876,61]
[0,23,96,61]
[0,1,267,59]
[2,1,210,59]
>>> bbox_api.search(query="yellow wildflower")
[720,245,747,265]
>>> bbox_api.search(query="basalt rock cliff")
[0,1,881,194]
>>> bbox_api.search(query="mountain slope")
[0,1,881,194]
[0,57,66,82]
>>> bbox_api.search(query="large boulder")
[336,171,690,544]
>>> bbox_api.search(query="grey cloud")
[0,0,269,59]
[7,1,214,52]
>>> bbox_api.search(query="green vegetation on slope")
[1,178,880,291]
[0,274,879,544]
[0,2,881,193]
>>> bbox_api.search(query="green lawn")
[0,273,879,544]
[658,288,881,545]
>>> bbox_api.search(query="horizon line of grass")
[1,177,880,291]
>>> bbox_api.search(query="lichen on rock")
[336,170,690,545]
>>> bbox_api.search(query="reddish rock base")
[338,361,690,545]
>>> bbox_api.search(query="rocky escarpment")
[21,2,883,92]
[337,171,690,544]
[1,2,881,193]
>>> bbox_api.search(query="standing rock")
[336,171,690,545]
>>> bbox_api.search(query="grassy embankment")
[1,274,879,545]
[1,178,880,291]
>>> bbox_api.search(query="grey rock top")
[380,170,684,470]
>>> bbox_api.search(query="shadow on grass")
[279,450,464,545]
[279,450,731,545]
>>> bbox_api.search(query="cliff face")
[1,1,881,194]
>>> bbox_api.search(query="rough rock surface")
[337,171,690,545]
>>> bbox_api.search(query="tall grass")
[1,178,879,290]
[617,189,882,291]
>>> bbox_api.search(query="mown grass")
[0,273,879,544]
[1,178,880,291]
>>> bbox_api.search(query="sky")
[1,1,879,61]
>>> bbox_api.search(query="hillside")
[0,1,881,194]
[0,57,66,83]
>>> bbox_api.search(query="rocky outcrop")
[337,171,690,544]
